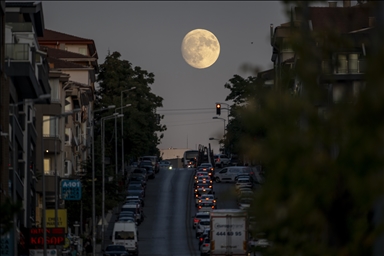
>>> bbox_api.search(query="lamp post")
[101,113,123,251]
[212,116,226,135]
[91,105,115,256]
[114,104,131,176]
[120,87,136,176]
[41,109,80,255]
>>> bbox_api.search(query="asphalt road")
[103,166,243,255]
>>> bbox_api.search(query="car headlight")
[169,166,172,170]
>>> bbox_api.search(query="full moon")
[181,29,220,69]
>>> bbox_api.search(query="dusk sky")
[42,1,290,153]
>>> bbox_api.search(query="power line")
[166,121,217,127]
[157,107,213,112]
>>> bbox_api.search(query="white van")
[214,166,253,183]
[112,221,139,255]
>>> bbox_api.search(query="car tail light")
[198,205,202,209]
[195,194,199,198]
[194,218,199,223]
[200,237,204,242]
[194,189,197,192]
[203,243,209,247]
[213,200,216,203]
[208,172,212,176]
[211,206,215,209]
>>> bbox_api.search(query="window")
[348,53,359,73]
[49,79,60,101]
[219,169,227,173]
[337,54,348,73]
[336,53,362,74]
[43,116,58,137]
[44,158,51,174]
[114,231,135,240]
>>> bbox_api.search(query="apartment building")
[2,2,50,254]
[38,29,98,178]
[270,1,375,106]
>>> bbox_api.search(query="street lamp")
[101,113,123,250]
[212,116,226,135]
[91,105,115,256]
[114,104,131,176]
[120,87,136,176]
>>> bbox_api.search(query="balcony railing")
[5,43,31,61]
[6,22,34,33]
[322,59,366,75]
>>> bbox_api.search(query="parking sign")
[61,180,82,200]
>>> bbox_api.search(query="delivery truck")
[210,209,248,255]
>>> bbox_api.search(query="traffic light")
[216,104,221,115]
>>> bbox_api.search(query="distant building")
[160,148,192,160]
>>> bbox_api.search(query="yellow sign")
[63,238,70,248]
[45,209,68,233]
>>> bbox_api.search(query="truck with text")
[210,209,248,255]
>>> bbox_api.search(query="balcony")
[43,135,62,154]
[4,43,42,99]
[6,22,35,33]
[35,173,59,194]
[321,59,366,81]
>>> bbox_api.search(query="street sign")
[61,180,82,200]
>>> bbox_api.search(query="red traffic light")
[216,104,221,115]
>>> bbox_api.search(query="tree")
[225,1,384,255]
[95,51,166,161]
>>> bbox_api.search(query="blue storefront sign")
[61,180,82,200]
[0,229,14,256]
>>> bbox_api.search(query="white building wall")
[66,44,89,56]
[66,70,88,84]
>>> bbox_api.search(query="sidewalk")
[95,169,131,255]
[95,206,120,255]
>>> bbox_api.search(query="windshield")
[128,186,142,190]
[185,151,199,159]
[200,220,210,225]
[114,231,135,240]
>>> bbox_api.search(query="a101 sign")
[61,180,82,200]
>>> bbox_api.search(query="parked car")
[140,165,154,179]
[103,244,129,256]
[139,156,160,173]
[132,168,148,181]
[214,166,253,183]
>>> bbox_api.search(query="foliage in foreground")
[225,1,384,255]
